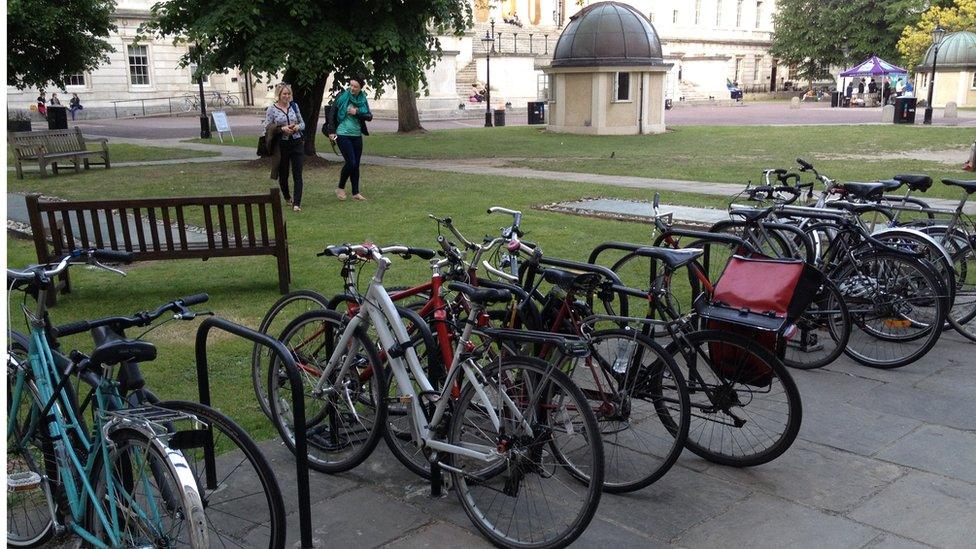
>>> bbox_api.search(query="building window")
[736,0,744,27]
[753,56,762,82]
[614,72,631,101]
[695,0,701,24]
[67,74,86,87]
[673,9,679,23]
[189,63,208,85]
[127,44,150,86]
[716,0,723,25]
[755,1,762,28]
[734,57,743,84]
[972,72,976,88]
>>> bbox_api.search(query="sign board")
[211,111,234,142]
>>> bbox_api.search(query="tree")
[898,0,976,71]
[771,0,928,82]
[7,0,117,90]
[142,0,470,153]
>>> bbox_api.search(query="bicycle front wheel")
[783,277,851,370]
[670,330,802,467]
[88,428,209,548]
[556,328,690,493]
[157,401,286,548]
[449,357,603,549]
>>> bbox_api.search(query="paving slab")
[798,399,923,457]
[702,440,904,514]
[676,492,880,547]
[875,425,976,483]
[849,472,976,548]
[378,520,492,548]
[843,382,976,432]
[862,532,935,549]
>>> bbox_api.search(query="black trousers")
[336,135,363,195]
[278,138,304,206]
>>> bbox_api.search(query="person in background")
[263,84,306,212]
[904,80,915,97]
[49,92,62,106]
[36,90,47,118]
[857,79,865,94]
[69,93,83,120]
[845,81,854,99]
[868,78,877,94]
[327,75,372,201]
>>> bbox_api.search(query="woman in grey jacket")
[263,84,306,212]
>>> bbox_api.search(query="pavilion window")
[736,0,743,27]
[695,0,701,24]
[716,0,723,26]
[614,72,631,101]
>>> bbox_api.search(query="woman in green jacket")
[328,76,371,201]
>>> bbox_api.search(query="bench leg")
[74,156,82,173]
[39,161,49,178]
[104,153,111,169]
[276,253,290,294]
[15,162,23,180]
[84,158,90,170]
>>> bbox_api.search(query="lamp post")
[923,25,947,125]
[191,46,211,138]
[482,26,495,127]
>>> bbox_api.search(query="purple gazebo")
[839,55,908,105]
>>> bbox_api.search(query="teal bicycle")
[7,249,210,548]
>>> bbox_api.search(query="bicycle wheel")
[668,330,802,467]
[253,290,329,418]
[782,277,851,370]
[180,96,194,113]
[87,428,209,548]
[555,328,690,493]
[268,309,386,473]
[226,95,240,106]
[7,364,57,549]
[948,243,976,342]
[157,401,286,548]
[834,250,946,368]
[449,356,603,549]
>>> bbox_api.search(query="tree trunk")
[284,69,329,156]
[396,73,425,133]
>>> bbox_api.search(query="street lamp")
[190,45,211,138]
[481,25,495,127]
[923,25,947,125]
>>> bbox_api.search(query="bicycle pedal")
[8,470,42,492]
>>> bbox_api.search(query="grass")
[7,142,218,165]
[6,160,727,440]
[188,125,975,200]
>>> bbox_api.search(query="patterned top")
[263,103,305,140]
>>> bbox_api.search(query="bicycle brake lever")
[90,259,126,277]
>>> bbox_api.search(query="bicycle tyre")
[667,329,802,467]
[782,277,851,370]
[449,356,603,549]
[156,401,286,549]
[86,427,209,548]
[268,309,387,473]
[554,328,690,493]
[252,290,329,418]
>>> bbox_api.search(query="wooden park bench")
[25,188,291,301]
[9,127,111,179]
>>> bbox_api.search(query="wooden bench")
[25,188,291,301]
[9,127,110,179]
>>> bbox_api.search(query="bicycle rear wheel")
[157,401,286,548]
[669,330,802,467]
[783,277,851,370]
[449,356,603,549]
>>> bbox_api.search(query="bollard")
[882,104,895,123]
[790,96,801,109]
[945,101,959,126]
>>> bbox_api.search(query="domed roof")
[919,30,976,69]
[551,2,664,68]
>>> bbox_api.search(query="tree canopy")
[898,0,976,70]
[142,0,471,149]
[771,0,928,81]
[7,0,117,90]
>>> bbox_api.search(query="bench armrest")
[85,137,109,144]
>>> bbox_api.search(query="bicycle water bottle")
[612,337,636,374]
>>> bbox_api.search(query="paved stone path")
[233,329,975,548]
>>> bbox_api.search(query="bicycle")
[180,94,200,113]
[209,91,240,107]
[7,250,209,548]
[267,243,604,548]
[8,251,286,548]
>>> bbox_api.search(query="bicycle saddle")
[893,174,933,192]
[877,179,903,192]
[729,206,775,223]
[634,247,704,270]
[542,269,602,293]
[89,338,157,368]
[942,179,976,194]
[826,201,888,216]
[840,182,885,201]
[448,281,511,304]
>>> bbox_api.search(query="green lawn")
[189,125,975,199]
[7,142,218,165]
[7,160,724,440]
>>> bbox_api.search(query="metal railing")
[110,90,246,118]
[490,32,551,55]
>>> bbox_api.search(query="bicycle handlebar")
[8,249,133,287]
[318,244,435,261]
[53,294,210,338]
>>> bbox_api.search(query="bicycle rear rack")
[101,405,202,439]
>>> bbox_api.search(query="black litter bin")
[830,91,842,108]
[894,97,917,124]
[47,106,68,130]
[493,109,506,127]
[527,101,545,125]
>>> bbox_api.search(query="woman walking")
[69,93,83,120]
[327,76,372,201]
[263,84,306,212]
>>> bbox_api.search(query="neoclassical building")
[914,30,976,108]
[7,0,783,118]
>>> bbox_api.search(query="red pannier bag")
[696,255,823,387]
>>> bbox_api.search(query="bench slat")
[259,203,270,247]
[176,206,188,251]
[161,207,174,251]
[203,206,215,249]
[45,211,60,257]
[75,210,90,249]
[105,208,118,249]
[119,207,134,252]
[231,204,242,248]
[245,204,256,248]
[60,211,75,249]
[133,208,147,252]
[90,209,104,248]
[147,208,161,251]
